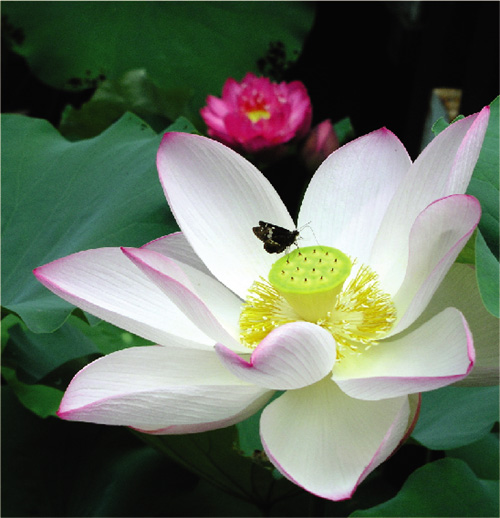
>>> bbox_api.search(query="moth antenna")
[297,221,319,246]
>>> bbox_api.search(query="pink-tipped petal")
[391,195,481,330]
[122,247,243,351]
[215,322,336,390]
[260,379,411,501]
[58,345,272,433]
[34,248,212,347]
[356,392,421,488]
[408,263,499,386]
[157,133,294,298]
[370,107,490,284]
[298,128,411,263]
[332,307,474,400]
[445,106,491,193]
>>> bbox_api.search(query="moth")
[252,220,300,254]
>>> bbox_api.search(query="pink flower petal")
[221,77,243,104]
[157,132,294,298]
[332,307,474,400]
[200,106,229,135]
[215,322,336,390]
[260,379,412,500]
[298,128,411,263]
[204,95,231,118]
[224,112,260,142]
[58,345,272,433]
[301,119,339,172]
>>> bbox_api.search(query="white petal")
[157,133,294,298]
[332,307,474,400]
[122,247,244,351]
[370,108,490,284]
[260,379,411,501]
[445,107,491,193]
[143,232,211,276]
[408,263,499,386]
[58,345,272,433]
[143,233,244,343]
[34,248,212,347]
[392,194,481,329]
[298,128,411,263]
[215,322,336,389]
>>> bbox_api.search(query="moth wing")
[253,225,267,240]
[263,240,285,253]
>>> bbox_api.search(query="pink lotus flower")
[200,72,312,154]
[34,106,497,501]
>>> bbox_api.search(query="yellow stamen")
[321,263,397,358]
[239,247,396,359]
[239,278,298,349]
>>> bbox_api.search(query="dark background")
[290,1,499,158]
[3,1,499,160]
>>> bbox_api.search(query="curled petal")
[408,263,499,386]
[260,379,411,501]
[58,345,272,434]
[332,307,474,400]
[392,194,481,329]
[215,322,336,390]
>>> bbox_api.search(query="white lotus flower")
[34,106,497,500]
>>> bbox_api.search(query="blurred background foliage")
[3,2,498,155]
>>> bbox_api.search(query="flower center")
[269,246,352,321]
[239,246,397,359]
[246,109,271,123]
[240,90,271,123]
